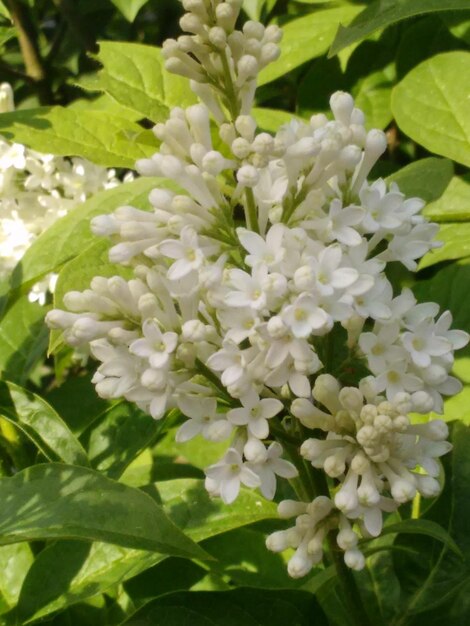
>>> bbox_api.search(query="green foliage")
[258,5,363,86]
[78,42,197,122]
[386,158,454,202]
[0,382,88,466]
[121,588,329,625]
[0,296,48,384]
[0,464,207,558]
[13,480,278,622]
[329,0,470,56]
[109,0,150,22]
[0,107,153,168]
[392,52,470,167]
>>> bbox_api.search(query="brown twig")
[6,0,53,103]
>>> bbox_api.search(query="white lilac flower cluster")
[46,0,467,577]
[0,83,132,302]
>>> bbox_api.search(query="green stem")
[302,464,373,626]
[326,530,373,626]
[195,358,233,404]
[219,49,240,121]
[244,187,260,233]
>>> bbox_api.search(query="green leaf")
[0,544,33,614]
[424,175,470,222]
[354,66,394,131]
[389,423,470,623]
[258,5,363,86]
[121,588,329,625]
[413,259,470,335]
[86,402,158,478]
[386,158,454,203]
[0,26,15,47]
[329,0,470,56]
[253,107,304,132]
[9,177,159,296]
[379,519,462,557]
[68,94,142,122]
[0,2,10,18]
[156,478,277,543]
[78,42,196,122]
[109,0,149,22]
[201,528,302,589]
[419,223,470,269]
[0,296,48,384]
[391,52,470,168]
[15,479,277,621]
[0,107,154,167]
[0,464,207,558]
[0,381,89,466]
[45,375,109,436]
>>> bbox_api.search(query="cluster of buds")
[163,0,281,117]
[46,0,466,576]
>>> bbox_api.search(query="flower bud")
[266,530,290,553]
[0,83,14,113]
[330,91,354,126]
[235,115,257,140]
[237,164,259,187]
[344,549,365,571]
[277,500,307,519]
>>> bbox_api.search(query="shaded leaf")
[86,401,158,479]
[0,464,208,559]
[386,158,454,203]
[0,296,48,384]
[121,588,329,625]
[15,479,277,621]
[379,519,462,557]
[424,175,470,222]
[329,0,470,56]
[110,0,149,22]
[258,6,363,86]
[0,381,88,466]
[0,26,15,47]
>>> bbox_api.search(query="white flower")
[129,319,178,368]
[176,396,232,442]
[249,441,298,499]
[303,199,364,246]
[227,391,283,439]
[237,224,286,269]
[205,448,261,504]
[158,226,206,280]
[282,294,331,338]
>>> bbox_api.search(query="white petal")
[221,476,241,504]
[260,398,284,419]
[363,507,383,537]
[175,419,202,442]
